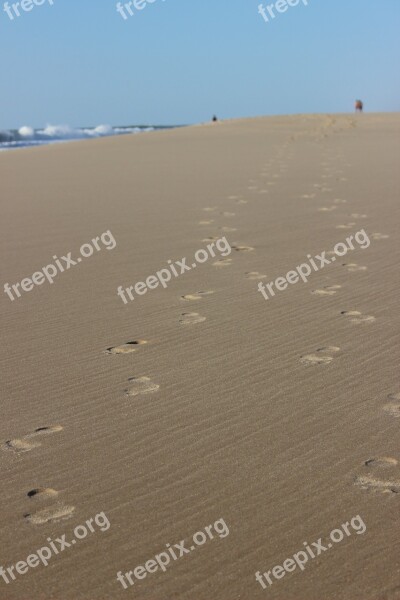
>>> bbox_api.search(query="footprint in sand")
[27,487,59,499]
[318,206,337,212]
[341,310,376,324]
[2,426,63,454]
[179,312,206,325]
[232,245,254,253]
[333,199,347,204]
[125,376,160,397]
[198,220,214,226]
[372,233,390,240]
[350,213,368,219]
[342,262,367,272]
[311,285,342,296]
[181,291,214,301]
[220,212,235,217]
[301,194,316,199]
[247,186,257,190]
[383,393,400,418]
[202,236,219,243]
[213,258,233,268]
[106,340,148,354]
[219,226,237,232]
[321,187,333,192]
[227,195,239,200]
[336,223,356,229]
[203,207,218,212]
[245,271,267,280]
[235,199,248,205]
[25,504,75,525]
[354,457,400,494]
[258,190,269,194]
[300,346,340,366]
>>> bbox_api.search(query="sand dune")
[1,113,399,599]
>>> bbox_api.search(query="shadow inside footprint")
[106,340,147,354]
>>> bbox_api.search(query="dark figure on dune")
[212,115,218,122]
[355,100,363,113]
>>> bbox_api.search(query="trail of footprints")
[312,158,396,498]
[1,426,76,525]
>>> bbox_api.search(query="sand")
[1,113,399,600]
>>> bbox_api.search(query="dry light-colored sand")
[1,114,399,600]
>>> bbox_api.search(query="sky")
[1,0,400,129]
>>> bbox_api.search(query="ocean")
[0,124,180,151]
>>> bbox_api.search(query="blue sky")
[1,0,399,129]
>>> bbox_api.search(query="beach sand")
[1,113,399,600]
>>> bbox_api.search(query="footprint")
[179,312,206,325]
[181,291,214,301]
[383,393,400,418]
[198,220,214,225]
[300,346,340,366]
[106,340,147,354]
[318,206,337,212]
[27,487,59,499]
[235,199,248,205]
[247,186,257,190]
[354,457,400,494]
[311,285,342,296]
[342,262,367,272]
[25,504,75,525]
[301,194,316,199]
[245,271,266,280]
[203,207,217,212]
[372,233,389,240]
[125,376,160,397]
[336,223,356,229]
[232,245,254,252]
[333,199,347,204]
[350,213,368,219]
[219,226,237,232]
[220,212,235,217]
[321,187,333,192]
[213,258,233,268]
[227,195,239,200]
[258,190,269,194]
[2,426,63,454]
[341,310,376,324]
[202,236,219,242]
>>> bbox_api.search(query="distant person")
[212,115,218,122]
[355,100,363,113]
